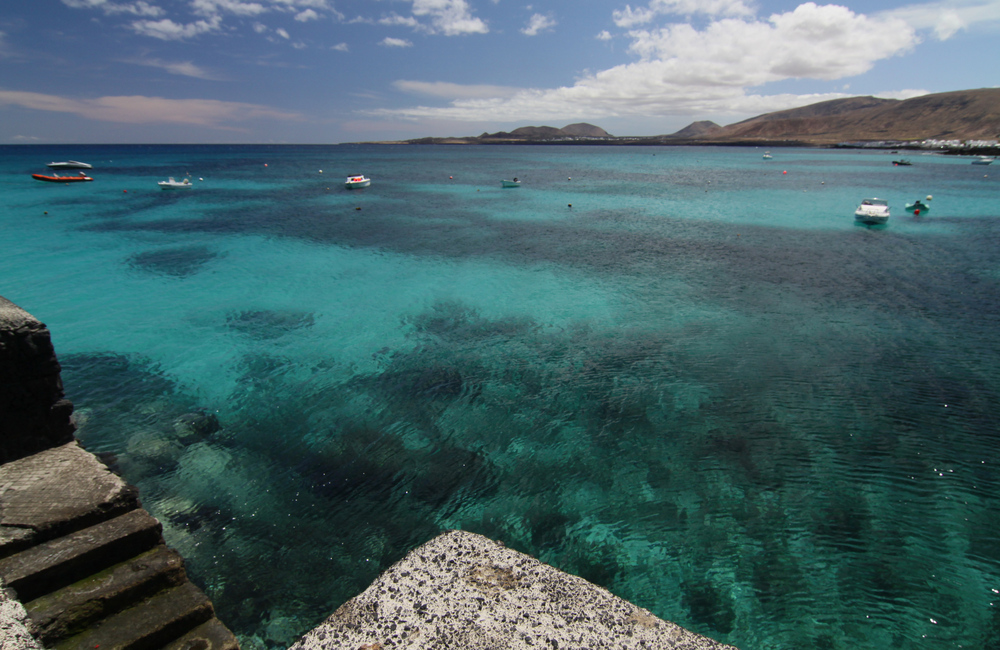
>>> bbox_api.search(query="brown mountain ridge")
[401,88,999,147]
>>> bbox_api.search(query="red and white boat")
[345,175,370,189]
[32,172,93,183]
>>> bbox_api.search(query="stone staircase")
[0,442,239,650]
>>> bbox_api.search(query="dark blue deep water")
[2,144,999,649]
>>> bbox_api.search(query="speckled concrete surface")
[290,529,738,650]
[0,584,42,650]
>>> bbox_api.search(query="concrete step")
[25,544,188,645]
[0,442,139,559]
[161,617,241,650]
[51,581,215,650]
[0,508,163,602]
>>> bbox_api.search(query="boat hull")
[345,175,370,189]
[855,199,890,225]
[32,174,92,183]
[46,161,92,170]
[501,180,521,188]
[855,214,889,225]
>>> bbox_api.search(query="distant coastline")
[365,88,1000,155]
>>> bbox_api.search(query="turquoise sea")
[2,144,999,649]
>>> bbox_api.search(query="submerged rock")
[173,412,222,443]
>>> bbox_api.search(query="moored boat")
[345,175,370,189]
[46,160,92,170]
[855,198,890,225]
[501,178,521,188]
[158,177,193,189]
[32,172,93,183]
[892,159,912,166]
[971,156,995,165]
[762,152,772,160]
[905,200,930,214]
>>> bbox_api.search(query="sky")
[0,0,998,143]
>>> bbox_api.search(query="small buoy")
[264,163,268,167]
[926,195,933,201]
[356,207,361,210]
[123,190,127,193]
[914,209,920,215]
[319,170,323,173]
[568,177,571,180]
[199,178,203,181]
[821,181,825,185]
[449,176,453,179]
[783,170,787,174]
[43,211,48,215]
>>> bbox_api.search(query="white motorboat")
[971,156,995,165]
[345,175,370,189]
[762,152,773,160]
[158,177,193,190]
[46,160,92,170]
[854,198,890,225]
[501,178,521,188]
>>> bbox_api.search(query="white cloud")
[129,16,222,40]
[0,90,301,128]
[379,13,423,29]
[380,37,414,47]
[66,0,348,41]
[369,2,918,124]
[613,0,755,27]
[124,58,225,80]
[880,0,1000,39]
[394,80,522,99]
[191,0,267,18]
[521,13,556,36]
[61,0,165,17]
[410,0,488,35]
[332,42,349,51]
[275,27,290,38]
[596,30,613,40]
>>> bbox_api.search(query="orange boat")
[32,172,93,183]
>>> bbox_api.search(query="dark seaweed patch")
[226,309,315,339]
[128,245,219,277]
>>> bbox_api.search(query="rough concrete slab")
[0,442,138,556]
[291,529,738,650]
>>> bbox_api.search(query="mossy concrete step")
[0,508,163,602]
[52,581,215,650]
[162,617,241,650]
[25,544,188,644]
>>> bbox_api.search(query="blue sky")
[1,0,997,143]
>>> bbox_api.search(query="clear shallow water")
[2,144,999,649]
